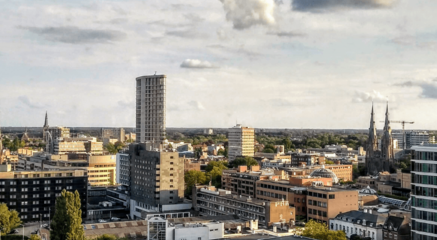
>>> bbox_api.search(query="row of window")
[0,179,71,185]
[412,220,437,234]
[412,186,437,197]
[412,162,437,173]
[308,208,327,217]
[308,200,327,208]
[331,223,376,238]
[412,197,437,210]
[413,208,437,222]
[414,151,437,161]
[412,232,437,240]
[412,174,437,185]
[308,192,335,199]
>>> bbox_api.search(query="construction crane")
[381,120,415,149]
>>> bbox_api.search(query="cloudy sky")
[1,0,437,130]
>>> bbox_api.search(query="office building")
[52,137,103,155]
[329,210,386,240]
[136,75,166,144]
[192,185,296,227]
[0,164,88,221]
[306,187,359,224]
[393,131,436,149]
[228,124,254,161]
[411,145,437,240]
[127,143,188,218]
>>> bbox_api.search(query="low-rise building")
[0,164,88,222]
[283,164,353,182]
[307,187,359,224]
[193,185,296,227]
[329,210,387,240]
[383,214,411,240]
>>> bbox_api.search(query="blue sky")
[1,0,437,130]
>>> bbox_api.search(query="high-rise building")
[127,143,185,218]
[411,145,437,239]
[228,124,254,161]
[135,75,166,145]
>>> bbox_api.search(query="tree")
[302,220,347,240]
[0,203,21,235]
[230,157,258,168]
[205,161,228,173]
[104,143,117,154]
[29,235,42,240]
[263,144,276,153]
[325,160,334,165]
[184,170,207,196]
[51,190,84,240]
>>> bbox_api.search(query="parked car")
[42,224,49,228]
[110,217,120,221]
[31,229,39,234]
[10,229,19,234]
[98,219,107,223]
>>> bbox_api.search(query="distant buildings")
[393,131,435,149]
[102,128,125,143]
[136,75,166,145]
[228,124,254,161]
[53,137,103,155]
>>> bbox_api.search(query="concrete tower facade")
[135,75,166,144]
[228,124,255,161]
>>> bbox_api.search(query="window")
[0,195,4,199]
[44,194,50,197]
[56,180,62,184]
[32,208,39,211]
[9,202,16,206]
[22,195,28,199]
[22,215,27,219]
[33,194,39,198]
[55,186,62,190]
[11,188,16,192]
[0,181,5,185]
[33,180,40,184]
[22,188,28,192]
[21,201,28,205]
[55,193,61,197]
[66,186,73,190]
[44,200,50,204]
[329,194,335,199]
[44,187,50,191]
[44,180,51,184]
[44,214,49,217]
[33,201,39,205]
[32,214,39,218]
[33,187,40,191]
[170,162,174,165]
[22,181,28,185]
[10,195,16,199]
[66,179,73,183]
[10,181,17,185]
[170,185,174,188]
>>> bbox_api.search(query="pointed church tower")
[366,103,378,157]
[381,103,394,162]
[43,111,49,140]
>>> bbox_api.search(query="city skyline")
[1,0,437,129]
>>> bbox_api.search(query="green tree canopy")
[51,190,84,240]
[0,203,21,235]
[230,156,258,168]
[184,170,207,196]
[29,235,42,240]
[302,220,347,240]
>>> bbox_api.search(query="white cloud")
[354,90,390,103]
[219,0,276,30]
[180,59,217,69]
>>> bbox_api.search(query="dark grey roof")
[384,216,404,230]
[335,210,387,227]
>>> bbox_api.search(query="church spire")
[369,103,377,142]
[383,102,390,131]
[44,111,49,128]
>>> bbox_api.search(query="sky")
[1,0,437,130]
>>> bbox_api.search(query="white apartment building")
[411,145,437,240]
[228,124,254,161]
[329,210,386,240]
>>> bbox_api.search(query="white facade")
[136,75,166,144]
[411,145,437,239]
[329,217,382,240]
[116,153,129,186]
